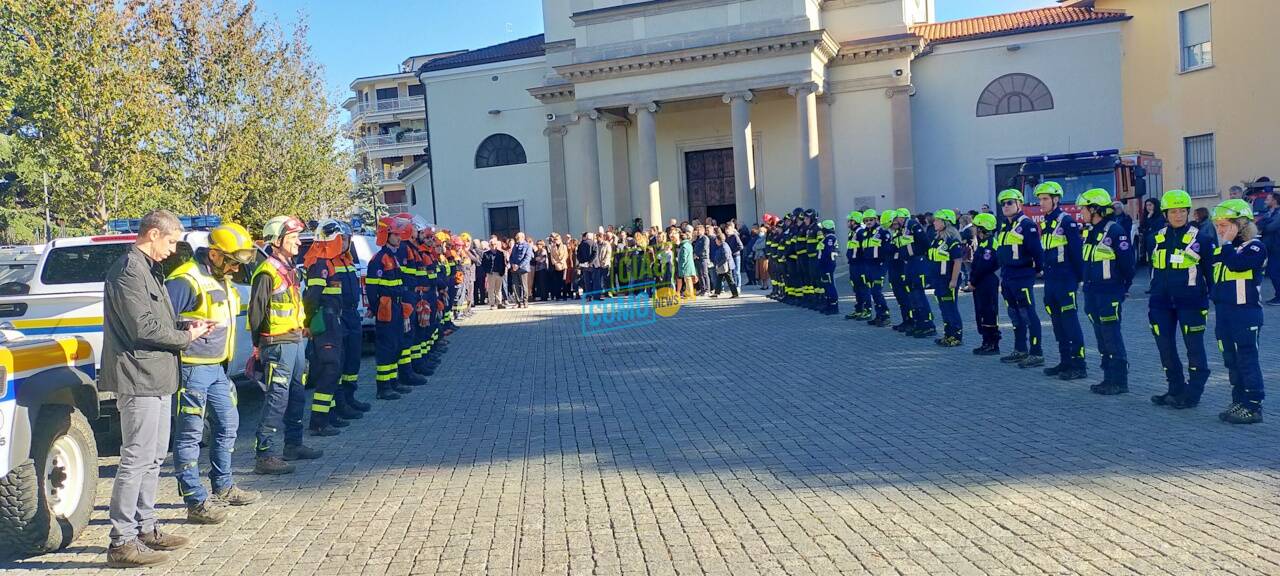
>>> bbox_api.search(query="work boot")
[212,485,260,506]
[139,527,189,551]
[844,311,861,320]
[912,326,937,339]
[106,539,170,568]
[186,500,228,525]
[821,305,838,316]
[336,400,364,420]
[973,343,999,356]
[376,388,401,400]
[892,321,910,332]
[307,424,340,437]
[394,383,414,394]
[415,364,436,377]
[1017,355,1045,369]
[328,414,350,428]
[1151,393,1178,407]
[1171,395,1199,410]
[344,387,372,412]
[934,336,962,347]
[283,444,323,461]
[1218,403,1242,421]
[1043,364,1064,377]
[1223,404,1263,424]
[1091,382,1129,395]
[402,371,428,386]
[1000,351,1028,364]
[1057,367,1088,381]
[254,456,295,475]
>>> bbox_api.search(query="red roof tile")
[910,6,1129,46]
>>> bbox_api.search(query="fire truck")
[1011,149,1163,223]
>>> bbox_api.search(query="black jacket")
[481,249,507,276]
[100,246,191,396]
[576,239,598,267]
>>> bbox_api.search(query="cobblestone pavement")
[5,276,1280,575]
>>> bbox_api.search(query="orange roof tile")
[910,6,1129,46]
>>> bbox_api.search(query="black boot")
[344,386,371,412]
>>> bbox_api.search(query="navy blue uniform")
[905,219,934,331]
[1082,216,1136,389]
[1212,238,1267,409]
[336,249,364,402]
[1149,223,1215,403]
[928,234,964,339]
[859,225,891,321]
[888,226,912,328]
[996,214,1044,357]
[846,226,867,314]
[1040,209,1086,371]
[303,258,345,429]
[820,230,839,312]
[366,246,405,395]
[971,235,1001,348]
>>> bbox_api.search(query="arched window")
[976,73,1054,117]
[474,133,526,169]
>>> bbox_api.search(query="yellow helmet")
[435,231,449,243]
[460,232,472,242]
[208,223,256,264]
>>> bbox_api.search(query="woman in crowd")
[1139,197,1166,266]
[531,239,550,302]
[564,236,579,299]
[481,240,507,309]
[549,233,568,300]
[676,230,696,299]
[1211,199,1267,424]
[709,226,739,298]
[656,231,676,291]
[752,225,769,291]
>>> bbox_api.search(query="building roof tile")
[910,6,1129,46]
[418,34,546,74]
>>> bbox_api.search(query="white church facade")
[396,0,1130,239]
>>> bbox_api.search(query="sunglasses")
[1001,200,1020,207]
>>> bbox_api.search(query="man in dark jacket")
[102,210,211,568]
[576,232,598,297]
[1258,192,1280,304]
[509,232,533,307]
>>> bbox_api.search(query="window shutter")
[1180,5,1211,48]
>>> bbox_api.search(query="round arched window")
[474,133,527,169]
[976,73,1054,117]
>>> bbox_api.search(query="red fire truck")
[1012,149,1163,223]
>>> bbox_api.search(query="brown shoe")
[139,527,189,551]
[186,499,228,525]
[106,539,170,568]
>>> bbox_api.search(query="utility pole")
[42,172,51,242]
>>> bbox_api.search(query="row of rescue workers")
[762,185,1267,424]
[168,213,467,523]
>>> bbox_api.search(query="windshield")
[1024,171,1115,204]
[40,243,132,285]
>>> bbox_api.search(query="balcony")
[350,96,424,122]
[353,130,428,153]
[356,168,406,186]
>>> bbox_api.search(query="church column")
[723,90,758,224]
[887,85,917,211]
[574,110,604,231]
[544,124,569,233]
[789,82,821,210]
[629,101,662,228]
[606,119,632,225]
[818,92,837,219]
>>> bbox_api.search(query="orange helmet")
[376,216,413,246]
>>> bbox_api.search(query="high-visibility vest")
[168,259,239,365]
[251,255,305,337]
[1213,245,1257,305]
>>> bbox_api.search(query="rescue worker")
[994,189,1045,368]
[860,209,892,326]
[784,210,800,304]
[888,209,915,331]
[1035,181,1088,380]
[804,209,822,309]
[1078,188,1136,395]
[928,209,964,346]
[367,216,413,401]
[335,222,372,416]
[166,223,260,522]
[766,215,783,300]
[905,210,936,337]
[844,211,866,319]
[415,228,440,377]
[393,218,428,387]
[301,219,349,437]
[249,216,322,475]
[818,219,840,315]
[1210,199,1267,423]
[969,213,1001,354]
[1148,189,1215,409]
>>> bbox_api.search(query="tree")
[0,0,184,231]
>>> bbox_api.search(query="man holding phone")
[166,222,262,525]
[101,210,215,568]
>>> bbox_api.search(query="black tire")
[0,405,98,558]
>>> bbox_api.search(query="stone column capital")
[574,109,603,123]
[543,125,568,138]
[628,101,660,114]
[884,84,916,99]
[721,90,754,104]
[787,82,820,97]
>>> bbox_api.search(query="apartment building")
[344,52,461,214]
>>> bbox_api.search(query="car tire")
[0,405,98,557]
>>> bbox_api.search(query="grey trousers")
[108,394,172,546]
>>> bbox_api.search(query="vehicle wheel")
[0,405,98,557]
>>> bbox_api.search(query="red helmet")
[376,216,413,246]
[762,213,778,226]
